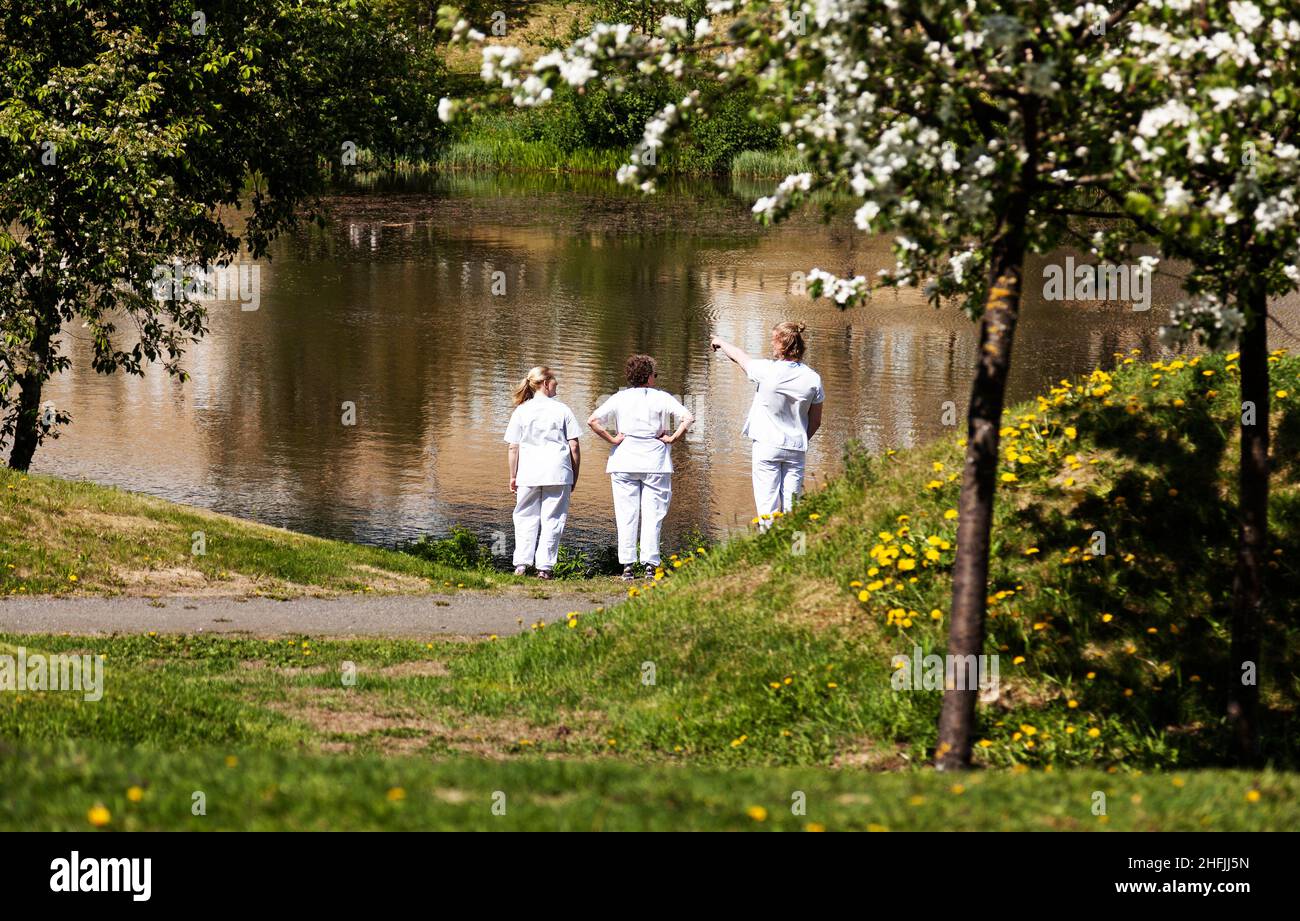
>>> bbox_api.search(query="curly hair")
[625,354,657,387]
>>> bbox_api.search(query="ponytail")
[513,366,553,406]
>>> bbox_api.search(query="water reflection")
[33,172,1300,551]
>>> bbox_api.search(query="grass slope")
[431,348,1300,770]
[4,349,1298,829]
[0,471,507,596]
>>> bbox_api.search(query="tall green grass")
[730,148,809,178]
[3,739,1292,830]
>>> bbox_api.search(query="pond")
[33,171,1300,552]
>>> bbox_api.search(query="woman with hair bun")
[711,321,824,524]
[589,354,694,581]
[504,366,582,579]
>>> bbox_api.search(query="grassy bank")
[4,350,1297,829]
[357,116,806,179]
[0,471,510,597]
[426,348,1300,771]
[1,740,1290,831]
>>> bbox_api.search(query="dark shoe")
[621,564,636,582]
[536,569,553,581]
[643,563,658,580]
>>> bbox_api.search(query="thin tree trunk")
[1228,283,1268,765]
[7,305,58,472]
[934,224,1027,771]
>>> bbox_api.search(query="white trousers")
[609,472,672,566]
[512,484,572,570]
[752,443,806,526]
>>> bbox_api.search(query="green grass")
[1,740,1291,830]
[0,470,512,596]
[423,132,806,179]
[730,147,810,178]
[434,135,631,175]
[353,108,802,179]
[4,349,1298,829]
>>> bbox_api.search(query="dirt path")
[0,587,624,638]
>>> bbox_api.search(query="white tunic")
[742,359,825,451]
[503,394,583,487]
[591,388,691,474]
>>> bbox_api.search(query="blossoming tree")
[1082,0,1300,763]
[441,0,1290,766]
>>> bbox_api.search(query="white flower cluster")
[449,18,484,45]
[753,172,813,221]
[1160,293,1245,348]
[807,268,870,306]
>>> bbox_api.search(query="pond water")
[32,171,1300,552]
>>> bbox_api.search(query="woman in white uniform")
[711,322,824,524]
[504,366,582,580]
[589,354,693,580]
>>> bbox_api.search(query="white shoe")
[513,565,528,576]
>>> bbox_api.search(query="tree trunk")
[1228,283,1268,765]
[7,306,58,472]
[934,226,1027,771]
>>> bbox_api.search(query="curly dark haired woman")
[588,354,694,580]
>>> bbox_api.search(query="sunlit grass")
[0,471,505,596]
[2,739,1293,831]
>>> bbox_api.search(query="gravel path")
[0,588,624,638]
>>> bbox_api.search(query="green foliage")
[444,75,781,177]
[0,0,448,468]
[403,526,494,571]
[551,543,621,579]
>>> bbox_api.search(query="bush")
[551,544,622,579]
[449,76,780,177]
[402,527,492,570]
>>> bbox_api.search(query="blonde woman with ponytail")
[710,322,824,525]
[504,366,582,579]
